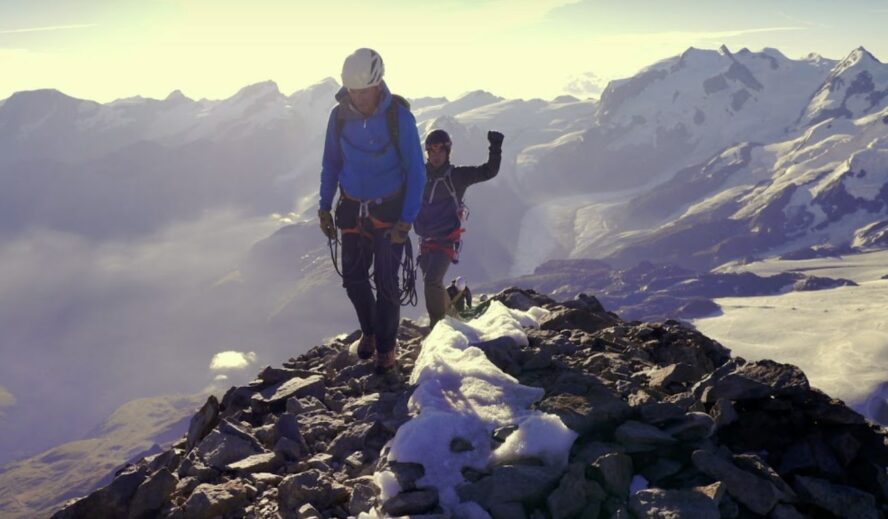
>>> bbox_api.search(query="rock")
[709,398,738,429]
[255,375,326,406]
[381,489,439,516]
[779,436,843,478]
[640,458,683,485]
[194,420,265,469]
[771,503,807,519]
[274,436,307,461]
[793,475,878,519]
[696,360,809,403]
[629,488,720,519]
[182,481,250,519]
[547,471,589,519]
[638,402,685,425]
[647,363,699,391]
[450,437,474,452]
[457,465,562,509]
[587,453,633,498]
[691,450,777,515]
[693,481,725,503]
[128,468,177,519]
[287,395,327,414]
[798,390,866,424]
[297,503,323,519]
[614,421,677,446]
[279,470,349,511]
[186,396,220,452]
[225,452,282,474]
[52,465,149,518]
[253,365,301,386]
[328,421,382,460]
[250,472,282,486]
[474,336,523,376]
[830,432,861,466]
[731,454,795,502]
[389,461,426,491]
[539,307,618,334]
[490,502,528,519]
[536,390,632,434]
[664,412,714,441]
[348,479,378,516]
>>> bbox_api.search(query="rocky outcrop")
[54,288,888,518]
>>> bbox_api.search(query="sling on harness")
[414,167,469,264]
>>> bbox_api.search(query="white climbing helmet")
[454,276,466,292]
[341,48,385,90]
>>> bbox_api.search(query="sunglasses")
[426,143,449,153]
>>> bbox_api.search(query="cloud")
[209,351,258,371]
[587,26,808,47]
[0,24,96,35]
[563,71,609,97]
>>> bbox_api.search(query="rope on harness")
[326,221,417,307]
[327,234,344,279]
[400,237,418,307]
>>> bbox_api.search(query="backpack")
[334,94,410,164]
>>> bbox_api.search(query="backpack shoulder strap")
[334,104,346,141]
[387,94,410,154]
[387,94,411,179]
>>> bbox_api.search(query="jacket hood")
[334,81,393,121]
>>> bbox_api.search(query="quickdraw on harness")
[418,168,469,264]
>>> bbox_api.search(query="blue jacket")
[319,83,426,223]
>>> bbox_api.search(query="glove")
[388,220,412,245]
[318,209,337,240]
[487,130,504,151]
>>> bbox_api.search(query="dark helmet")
[424,129,452,151]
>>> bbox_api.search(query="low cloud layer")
[0,210,343,465]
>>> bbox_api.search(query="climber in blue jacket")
[318,48,426,373]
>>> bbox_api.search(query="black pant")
[336,197,404,353]
[419,249,451,327]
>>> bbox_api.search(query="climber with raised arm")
[414,129,503,327]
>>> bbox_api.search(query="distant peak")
[454,89,501,101]
[552,94,580,103]
[8,88,76,102]
[165,89,191,103]
[719,44,733,57]
[232,80,282,100]
[848,46,881,65]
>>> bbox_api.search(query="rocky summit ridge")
[54,288,888,519]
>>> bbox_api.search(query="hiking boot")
[357,334,375,360]
[374,347,397,374]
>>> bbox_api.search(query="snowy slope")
[513,46,837,197]
[800,47,888,126]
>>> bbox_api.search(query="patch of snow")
[372,302,576,516]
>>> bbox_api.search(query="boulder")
[629,488,720,519]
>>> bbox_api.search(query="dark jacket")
[414,147,501,238]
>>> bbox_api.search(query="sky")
[1,0,887,102]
